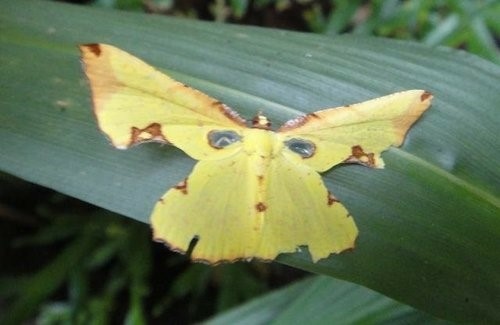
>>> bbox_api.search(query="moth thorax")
[251,113,271,130]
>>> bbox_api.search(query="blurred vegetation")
[83,0,499,63]
[1,0,498,324]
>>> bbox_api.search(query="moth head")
[251,112,271,130]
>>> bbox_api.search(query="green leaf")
[0,0,498,323]
[204,276,449,324]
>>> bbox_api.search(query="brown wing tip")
[79,43,102,57]
[420,90,433,102]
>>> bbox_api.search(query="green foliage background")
[0,0,498,324]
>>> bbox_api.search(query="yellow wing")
[277,90,433,172]
[259,148,358,262]
[151,128,357,263]
[79,43,246,160]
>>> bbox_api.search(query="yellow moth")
[80,43,432,264]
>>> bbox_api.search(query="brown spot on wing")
[255,202,267,212]
[257,175,264,185]
[344,145,376,167]
[130,122,167,146]
[327,192,339,206]
[174,178,188,195]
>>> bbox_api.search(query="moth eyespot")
[208,130,242,149]
[284,138,315,158]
